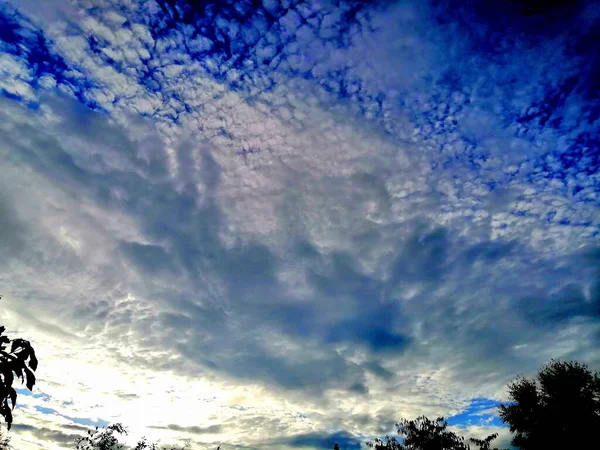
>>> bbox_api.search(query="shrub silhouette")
[0,324,38,430]
[499,359,600,449]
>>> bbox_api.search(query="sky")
[0,0,599,449]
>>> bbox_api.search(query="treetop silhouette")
[0,325,38,430]
[366,416,502,450]
[76,423,194,450]
[499,359,600,449]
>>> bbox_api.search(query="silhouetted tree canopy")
[0,325,38,430]
[133,437,191,450]
[77,424,128,450]
[499,359,600,450]
[366,416,501,450]
[76,424,194,450]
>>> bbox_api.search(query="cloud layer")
[1,0,599,449]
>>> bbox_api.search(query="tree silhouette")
[76,424,195,450]
[367,433,402,450]
[499,359,600,450]
[133,437,192,450]
[76,423,128,450]
[467,434,499,450]
[0,325,38,429]
[366,416,501,450]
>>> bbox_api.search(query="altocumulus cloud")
[0,0,599,449]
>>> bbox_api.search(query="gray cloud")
[0,190,28,264]
[275,431,362,450]
[11,423,84,446]
[150,424,223,435]
[2,88,599,402]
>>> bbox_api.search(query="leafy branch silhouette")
[0,324,38,430]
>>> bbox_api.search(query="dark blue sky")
[1,0,599,449]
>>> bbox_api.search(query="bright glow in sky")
[1,0,599,449]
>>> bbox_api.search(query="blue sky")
[0,0,599,449]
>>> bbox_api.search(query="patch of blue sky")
[65,416,110,428]
[34,405,109,428]
[0,3,106,111]
[0,4,64,77]
[446,398,505,429]
[34,406,55,415]
[70,0,380,113]
[15,388,51,402]
[17,388,109,428]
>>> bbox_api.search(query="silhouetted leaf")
[8,388,16,410]
[0,325,39,429]
[23,366,35,391]
[29,350,38,371]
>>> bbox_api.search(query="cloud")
[11,423,83,446]
[150,424,223,435]
[0,190,28,263]
[0,0,598,449]
[277,431,362,450]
